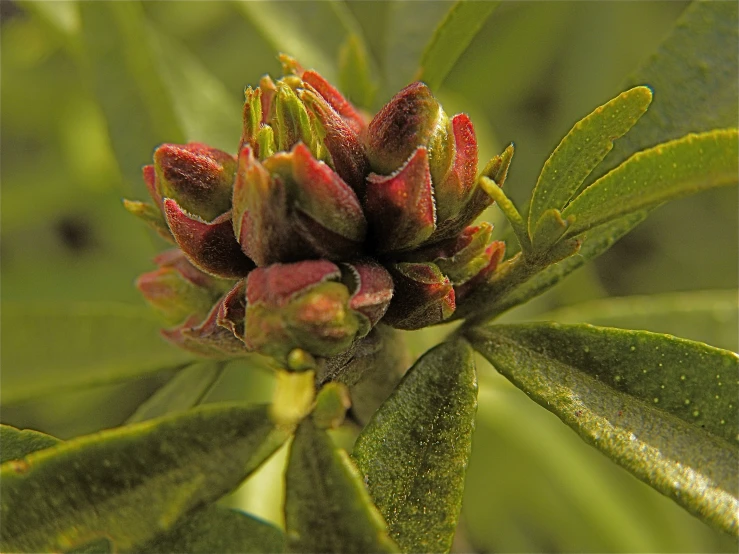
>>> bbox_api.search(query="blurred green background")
[1,1,737,552]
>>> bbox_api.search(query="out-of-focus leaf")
[467,323,739,535]
[146,26,242,152]
[460,212,648,321]
[126,361,226,423]
[1,302,193,404]
[144,505,285,554]
[352,340,477,553]
[0,426,61,464]
[466,382,734,553]
[416,0,499,92]
[78,2,185,187]
[339,33,377,109]
[528,86,652,237]
[21,0,80,41]
[538,290,739,352]
[0,403,291,553]
[563,129,738,237]
[598,1,738,177]
[237,1,368,83]
[285,418,399,553]
[382,1,454,94]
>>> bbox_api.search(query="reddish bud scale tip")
[365,82,441,175]
[164,199,255,279]
[302,70,366,135]
[162,290,251,359]
[433,113,478,224]
[365,147,436,253]
[246,260,341,308]
[142,165,161,206]
[383,262,455,330]
[455,240,506,302]
[217,280,247,339]
[300,88,369,196]
[154,143,237,222]
[290,143,366,243]
[342,261,394,331]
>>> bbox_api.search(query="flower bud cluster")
[126,55,513,361]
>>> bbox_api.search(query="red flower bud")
[136,250,227,324]
[163,199,255,278]
[383,262,456,330]
[245,260,360,359]
[365,147,436,253]
[154,143,237,222]
[232,144,366,265]
[162,282,249,359]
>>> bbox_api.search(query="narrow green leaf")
[352,340,477,553]
[145,26,242,151]
[0,426,61,464]
[563,129,738,237]
[144,505,286,554]
[237,1,369,83]
[528,86,652,237]
[0,403,292,552]
[538,290,739,352]
[126,361,226,424]
[598,1,739,177]
[78,2,185,187]
[339,33,378,109]
[382,1,454,94]
[1,302,194,404]
[417,0,499,91]
[467,323,739,535]
[459,211,648,321]
[285,418,399,554]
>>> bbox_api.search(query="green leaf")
[285,418,399,554]
[144,505,286,554]
[598,1,739,177]
[1,302,193,404]
[538,290,739,352]
[237,1,369,83]
[145,26,242,151]
[339,33,378,109]
[467,323,739,535]
[416,0,499,92]
[126,361,226,424]
[0,426,61,464]
[528,86,652,238]
[0,403,292,552]
[382,1,454,94]
[466,383,733,553]
[78,2,185,187]
[459,211,648,321]
[352,340,477,553]
[563,129,738,237]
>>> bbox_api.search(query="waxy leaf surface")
[598,0,739,176]
[0,403,291,552]
[352,340,477,553]
[467,323,739,535]
[417,0,499,92]
[1,302,193,404]
[285,418,399,554]
[563,129,738,237]
[528,86,652,237]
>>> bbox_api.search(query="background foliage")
[1,1,737,552]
